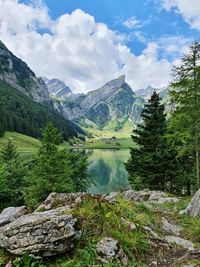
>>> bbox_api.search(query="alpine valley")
[0,39,168,140]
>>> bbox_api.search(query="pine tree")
[170,41,200,189]
[1,139,19,162]
[126,91,178,190]
[24,123,89,208]
[0,140,26,209]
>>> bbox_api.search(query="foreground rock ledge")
[0,206,81,257]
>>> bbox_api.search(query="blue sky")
[1,0,200,92]
[32,0,199,56]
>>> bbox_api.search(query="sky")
[0,0,200,93]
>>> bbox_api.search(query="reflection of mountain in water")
[87,149,129,194]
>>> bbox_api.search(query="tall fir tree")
[24,123,89,209]
[0,140,26,209]
[1,139,19,162]
[170,41,200,189]
[126,91,178,190]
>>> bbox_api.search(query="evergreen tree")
[170,41,200,189]
[126,91,178,190]
[1,139,19,162]
[24,123,89,208]
[0,142,26,209]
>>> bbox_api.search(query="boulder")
[103,192,119,204]
[165,236,195,251]
[0,206,27,227]
[148,192,179,204]
[0,206,81,256]
[162,218,182,236]
[96,237,128,265]
[36,192,91,211]
[122,190,150,202]
[184,189,200,217]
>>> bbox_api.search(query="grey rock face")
[0,206,27,227]
[44,78,73,98]
[0,206,81,256]
[162,218,182,236]
[122,190,179,205]
[36,192,91,211]
[122,190,150,202]
[184,189,200,217]
[148,191,179,204]
[96,237,128,265]
[165,236,195,251]
[0,42,50,103]
[51,75,143,128]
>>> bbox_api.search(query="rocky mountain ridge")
[48,76,144,133]
[0,41,50,103]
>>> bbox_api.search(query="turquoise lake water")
[87,149,130,195]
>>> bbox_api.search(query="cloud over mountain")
[0,0,181,93]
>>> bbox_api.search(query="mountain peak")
[44,78,73,98]
[103,75,126,91]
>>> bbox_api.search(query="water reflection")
[87,149,130,195]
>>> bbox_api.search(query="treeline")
[0,80,83,140]
[0,123,89,210]
[126,41,200,195]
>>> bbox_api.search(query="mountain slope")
[0,41,50,103]
[53,76,144,136]
[44,78,73,99]
[0,79,84,139]
[0,40,84,140]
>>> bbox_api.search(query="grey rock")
[184,189,200,217]
[96,237,127,265]
[122,190,150,202]
[5,261,12,267]
[103,192,119,204]
[121,217,136,231]
[0,206,81,256]
[162,217,182,236]
[148,191,179,204]
[142,226,159,238]
[44,78,73,99]
[0,206,27,227]
[165,236,195,251]
[36,192,90,211]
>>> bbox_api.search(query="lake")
[87,149,130,195]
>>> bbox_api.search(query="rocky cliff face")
[0,41,50,103]
[44,78,73,99]
[55,76,143,131]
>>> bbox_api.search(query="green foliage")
[0,80,82,140]
[126,91,178,191]
[24,124,89,208]
[0,142,26,210]
[1,139,19,162]
[169,40,200,190]
[13,252,45,267]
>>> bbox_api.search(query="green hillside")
[0,80,83,140]
[0,132,41,159]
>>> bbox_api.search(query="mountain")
[0,41,83,139]
[135,85,166,100]
[43,78,73,99]
[54,75,144,136]
[0,41,50,103]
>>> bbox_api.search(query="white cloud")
[161,0,200,30]
[123,17,143,30]
[0,0,182,92]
